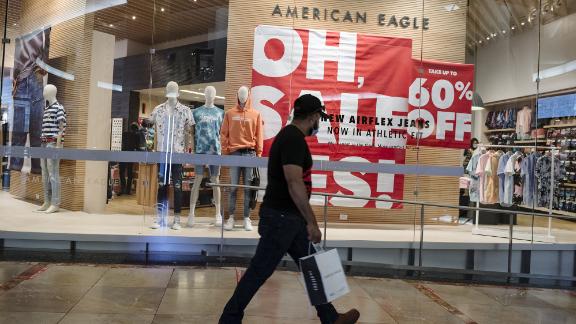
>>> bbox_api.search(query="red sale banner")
[251,25,414,209]
[407,59,474,149]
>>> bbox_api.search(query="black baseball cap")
[293,94,328,118]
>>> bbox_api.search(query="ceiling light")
[521,21,525,26]
[512,26,516,30]
[502,30,506,34]
[161,7,165,12]
[486,36,490,40]
[479,40,483,44]
[132,15,136,20]
[492,33,497,37]
[109,24,114,27]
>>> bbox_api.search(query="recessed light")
[521,21,525,26]
[479,40,483,44]
[492,33,496,37]
[109,24,114,27]
[512,26,516,30]
[161,7,165,12]
[486,36,490,40]
[132,15,136,20]
[502,30,506,34]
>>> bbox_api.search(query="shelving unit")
[514,139,548,144]
[543,123,576,129]
[484,128,516,133]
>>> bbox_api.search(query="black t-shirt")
[262,124,313,213]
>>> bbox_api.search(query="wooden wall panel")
[225,0,467,224]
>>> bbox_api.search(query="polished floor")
[0,262,574,323]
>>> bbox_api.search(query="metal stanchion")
[418,205,424,267]
[323,195,328,250]
[218,187,226,263]
[507,211,514,275]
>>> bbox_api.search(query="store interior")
[0,0,575,249]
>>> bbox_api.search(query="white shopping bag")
[300,244,350,305]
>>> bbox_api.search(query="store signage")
[272,5,430,30]
[537,93,576,119]
[252,25,414,209]
[407,60,474,149]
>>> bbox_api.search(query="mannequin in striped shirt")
[38,84,66,213]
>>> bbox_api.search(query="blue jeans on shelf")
[40,142,60,206]
[219,206,339,324]
[10,71,44,173]
[228,149,255,219]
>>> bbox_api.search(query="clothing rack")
[479,143,556,150]
[473,143,559,238]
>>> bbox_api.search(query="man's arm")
[283,164,321,243]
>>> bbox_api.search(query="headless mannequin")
[188,86,222,226]
[223,86,257,231]
[38,84,64,213]
[152,81,190,230]
[238,86,249,108]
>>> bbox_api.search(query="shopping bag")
[249,168,260,209]
[300,245,350,305]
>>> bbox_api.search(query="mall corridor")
[0,262,574,323]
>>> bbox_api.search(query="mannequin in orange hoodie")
[221,86,264,231]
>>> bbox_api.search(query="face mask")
[309,119,319,136]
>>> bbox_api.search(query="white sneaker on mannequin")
[45,205,59,213]
[223,217,235,231]
[244,217,253,231]
[172,215,182,230]
[214,214,223,227]
[36,202,50,212]
[187,213,195,227]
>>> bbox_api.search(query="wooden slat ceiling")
[2,0,575,51]
[467,0,576,49]
[92,0,229,44]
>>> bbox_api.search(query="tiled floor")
[0,262,574,324]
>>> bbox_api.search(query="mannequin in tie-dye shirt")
[188,86,224,228]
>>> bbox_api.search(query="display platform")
[1,191,576,278]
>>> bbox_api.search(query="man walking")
[219,94,360,324]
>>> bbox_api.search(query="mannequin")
[38,84,66,213]
[188,86,224,227]
[150,81,195,230]
[221,86,264,231]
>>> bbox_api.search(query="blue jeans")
[219,207,339,324]
[228,150,255,218]
[10,71,44,173]
[40,142,60,206]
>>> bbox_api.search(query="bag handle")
[308,242,324,256]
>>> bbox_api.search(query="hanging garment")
[503,153,521,206]
[535,155,565,208]
[521,152,541,207]
[475,152,491,203]
[484,151,501,204]
[516,106,532,139]
[497,152,512,204]
[466,152,482,203]
[485,111,494,128]
[513,157,524,205]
